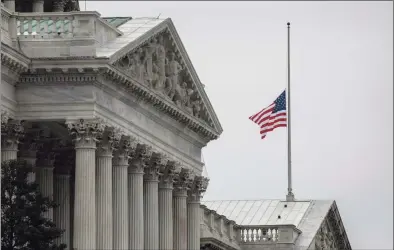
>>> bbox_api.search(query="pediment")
[313,203,351,250]
[109,18,222,135]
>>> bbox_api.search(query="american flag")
[249,90,287,139]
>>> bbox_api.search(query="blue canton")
[273,90,286,113]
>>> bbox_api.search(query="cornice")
[17,64,219,141]
[1,43,30,74]
[102,65,219,141]
[164,19,223,134]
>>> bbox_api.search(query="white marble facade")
[1,116,210,250]
[1,2,221,249]
[1,2,353,250]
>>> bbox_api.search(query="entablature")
[18,58,219,143]
[1,42,30,75]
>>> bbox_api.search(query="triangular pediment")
[312,202,351,250]
[108,18,222,135]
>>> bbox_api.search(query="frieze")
[18,73,99,85]
[17,67,219,141]
[112,30,215,128]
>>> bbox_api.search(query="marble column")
[36,165,55,218]
[188,176,209,250]
[54,165,72,249]
[67,119,104,250]
[18,129,42,183]
[1,117,24,162]
[52,0,65,12]
[173,168,193,250]
[128,143,151,250]
[19,149,37,183]
[144,153,166,250]
[32,0,44,12]
[159,161,179,250]
[36,144,56,219]
[112,137,132,250]
[96,129,120,250]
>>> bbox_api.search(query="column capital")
[129,143,152,174]
[66,119,105,149]
[113,136,138,166]
[173,168,194,196]
[18,129,44,166]
[1,110,10,126]
[52,0,66,11]
[1,117,25,150]
[97,127,123,157]
[54,150,74,176]
[188,176,209,202]
[144,152,168,181]
[159,160,180,189]
[36,138,62,168]
[19,129,44,152]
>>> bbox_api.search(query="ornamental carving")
[144,152,167,181]
[189,176,209,201]
[159,160,181,187]
[129,143,153,173]
[113,136,138,166]
[173,168,194,192]
[113,32,213,126]
[1,116,25,150]
[315,219,337,250]
[36,140,57,168]
[66,119,105,148]
[18,129,45,164]
[97,127,123,156]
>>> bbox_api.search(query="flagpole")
[286,22,295,202]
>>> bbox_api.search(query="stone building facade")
[0,1,352,250]
[1,1,221,249]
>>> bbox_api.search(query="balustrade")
[237,224,302,245]
[238,226,279,243]
[0,5,122,54]
[17,13,74,38]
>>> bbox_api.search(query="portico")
[1,116,212,250]
[1,1,222,249]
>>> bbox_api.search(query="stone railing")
[200,204,303,250]
[238,224,302,250]
[200,205,241,250]
[0,7,122,57]
[17,12,75,38]
[238,225,280,243]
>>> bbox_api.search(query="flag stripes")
[249,90,287,139]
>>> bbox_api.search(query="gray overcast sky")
[88,1,393,249]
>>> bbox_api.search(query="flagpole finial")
[287,22,291,26]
